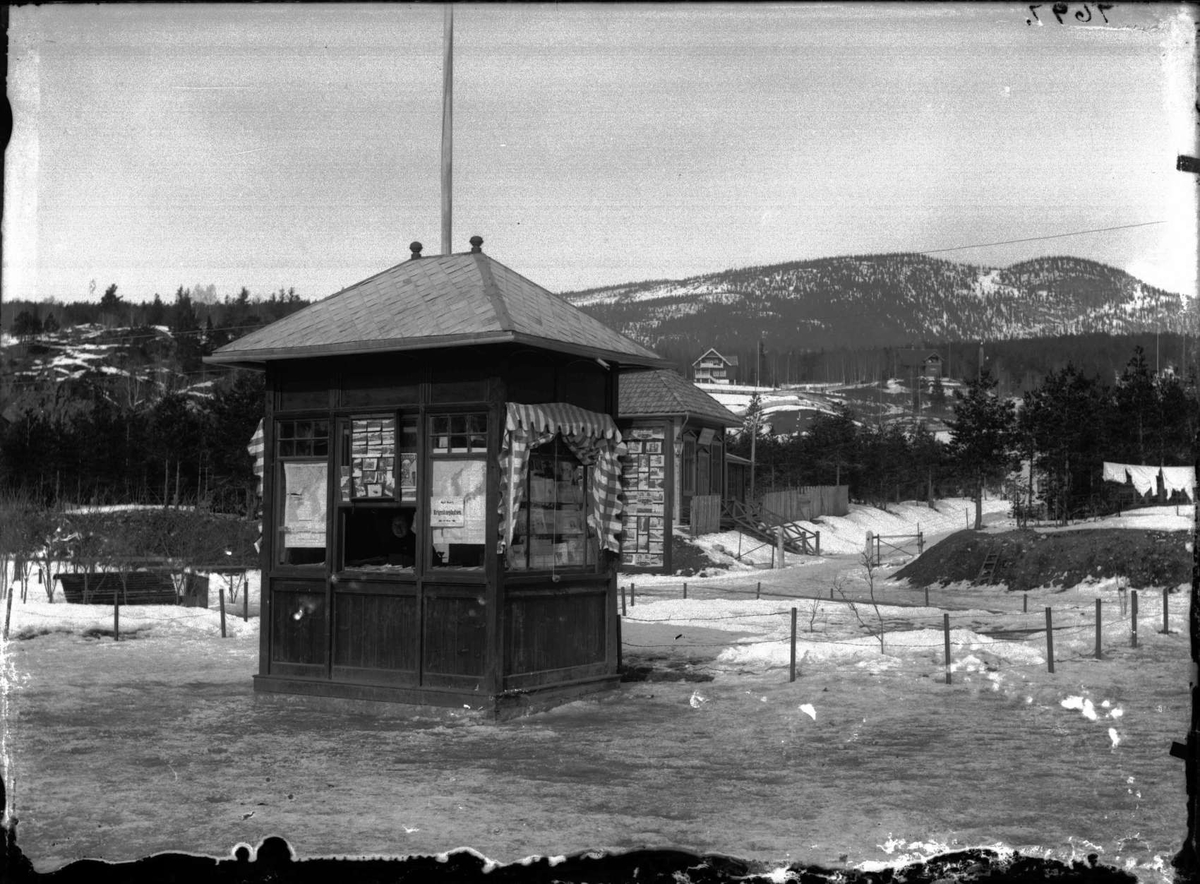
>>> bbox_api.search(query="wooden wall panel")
[270,589,327,666]
[422,595,487,677]
[333,593,418,671]
[504,590,606,675]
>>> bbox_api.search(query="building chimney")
[409,241,423,260]
[469,235,483,254]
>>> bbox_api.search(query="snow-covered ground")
[0,498,1192,880]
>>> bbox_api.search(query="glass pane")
[507,440,589,571]
[278,461,327,566]
[349,416,397,499]
[429,458,487,568]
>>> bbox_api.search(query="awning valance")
[505,402,620,440]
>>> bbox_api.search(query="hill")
[566,253,1198,374]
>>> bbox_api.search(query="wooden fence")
[760,486,849,522]
[689,494,722,534]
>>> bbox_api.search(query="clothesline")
[1102,461,1195,501]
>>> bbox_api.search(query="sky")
[4,3,1197,304]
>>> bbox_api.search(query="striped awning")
[505,402,620,440]
[501,402,626,555]
[248,420,265,494]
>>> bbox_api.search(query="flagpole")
[441,4,454,255]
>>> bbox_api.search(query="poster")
[620,422,666,568]
[282,461,327,548]
[351,417,396,498]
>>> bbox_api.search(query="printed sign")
[430,496,465,527]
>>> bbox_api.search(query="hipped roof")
[619,369,742,426]
[205,250,666,370]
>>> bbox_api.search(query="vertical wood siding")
[333,593,418,671]
[504,590,606,675]
[270,589,328,666]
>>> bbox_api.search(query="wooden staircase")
[722,499,820,556]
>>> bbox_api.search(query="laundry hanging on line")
[1101,461,1196,502]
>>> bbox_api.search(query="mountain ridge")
[563,253,1196,355]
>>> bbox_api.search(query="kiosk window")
[341,508,418,570]
[275,420,330,567]
[507,438,593,571]
[428,412,488,568]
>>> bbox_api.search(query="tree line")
[730,346,1198,526]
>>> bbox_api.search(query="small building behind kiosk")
[205,238,667,716]
[616,369,741,574]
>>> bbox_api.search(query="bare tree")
[834,550,887,653]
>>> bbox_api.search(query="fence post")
[815,532,820,556]
[242,575,248,622]
[683,582,688,600]
[776,526,785,569]
[630,583,636,607]
[219,586,227,638]
[1023,593,1027,614]
[3,577,13,640]
[924,585,929,607]
[917,528,924,555]
[865,531,874,564]
[789,608,798,682]
[621,584,627,616]
[1162,587,1169,634]
[1131,590,1138,648]
[1119,584,1126,616]
[943,613,951,685]
[1095,598,1102,660]
[756,581,761,600]
[114,593,120,642]
[1045,607,1054,673]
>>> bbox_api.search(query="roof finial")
[409,241,423,260]
[469,235,483,254]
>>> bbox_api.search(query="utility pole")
[440,4,454,255]
[1170,150,1198,882]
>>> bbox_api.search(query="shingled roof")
[619,369,741,426]
[205,243,666,369]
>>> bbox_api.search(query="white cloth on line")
[1102,462,1128,483]
[1160,466,1196,501]
[1126,465,1159,497]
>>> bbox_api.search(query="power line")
[918,221,1167,256]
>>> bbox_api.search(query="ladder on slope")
[974,551,1001,585]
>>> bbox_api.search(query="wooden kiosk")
[205,238,665,716]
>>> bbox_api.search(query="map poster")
[282,461,327,548]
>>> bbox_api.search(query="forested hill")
[566,253,1197,364]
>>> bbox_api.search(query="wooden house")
[616,369,741,573]
[895,349,943,380]
[691,348,738,384]
[204,238,667,716]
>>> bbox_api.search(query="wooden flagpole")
[441,4,453,255]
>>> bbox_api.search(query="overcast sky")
[4,3,1196,304]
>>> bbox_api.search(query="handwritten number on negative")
[1029,3,1109,25]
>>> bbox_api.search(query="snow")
[0,497,1192,881]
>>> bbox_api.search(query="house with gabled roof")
[692,348,738,384]
[205,236,668,716]
[895,348,943,380]
[617,369,741,573]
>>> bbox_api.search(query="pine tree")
[947,368,1017,529]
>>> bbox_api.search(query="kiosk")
[206,238,666,716]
